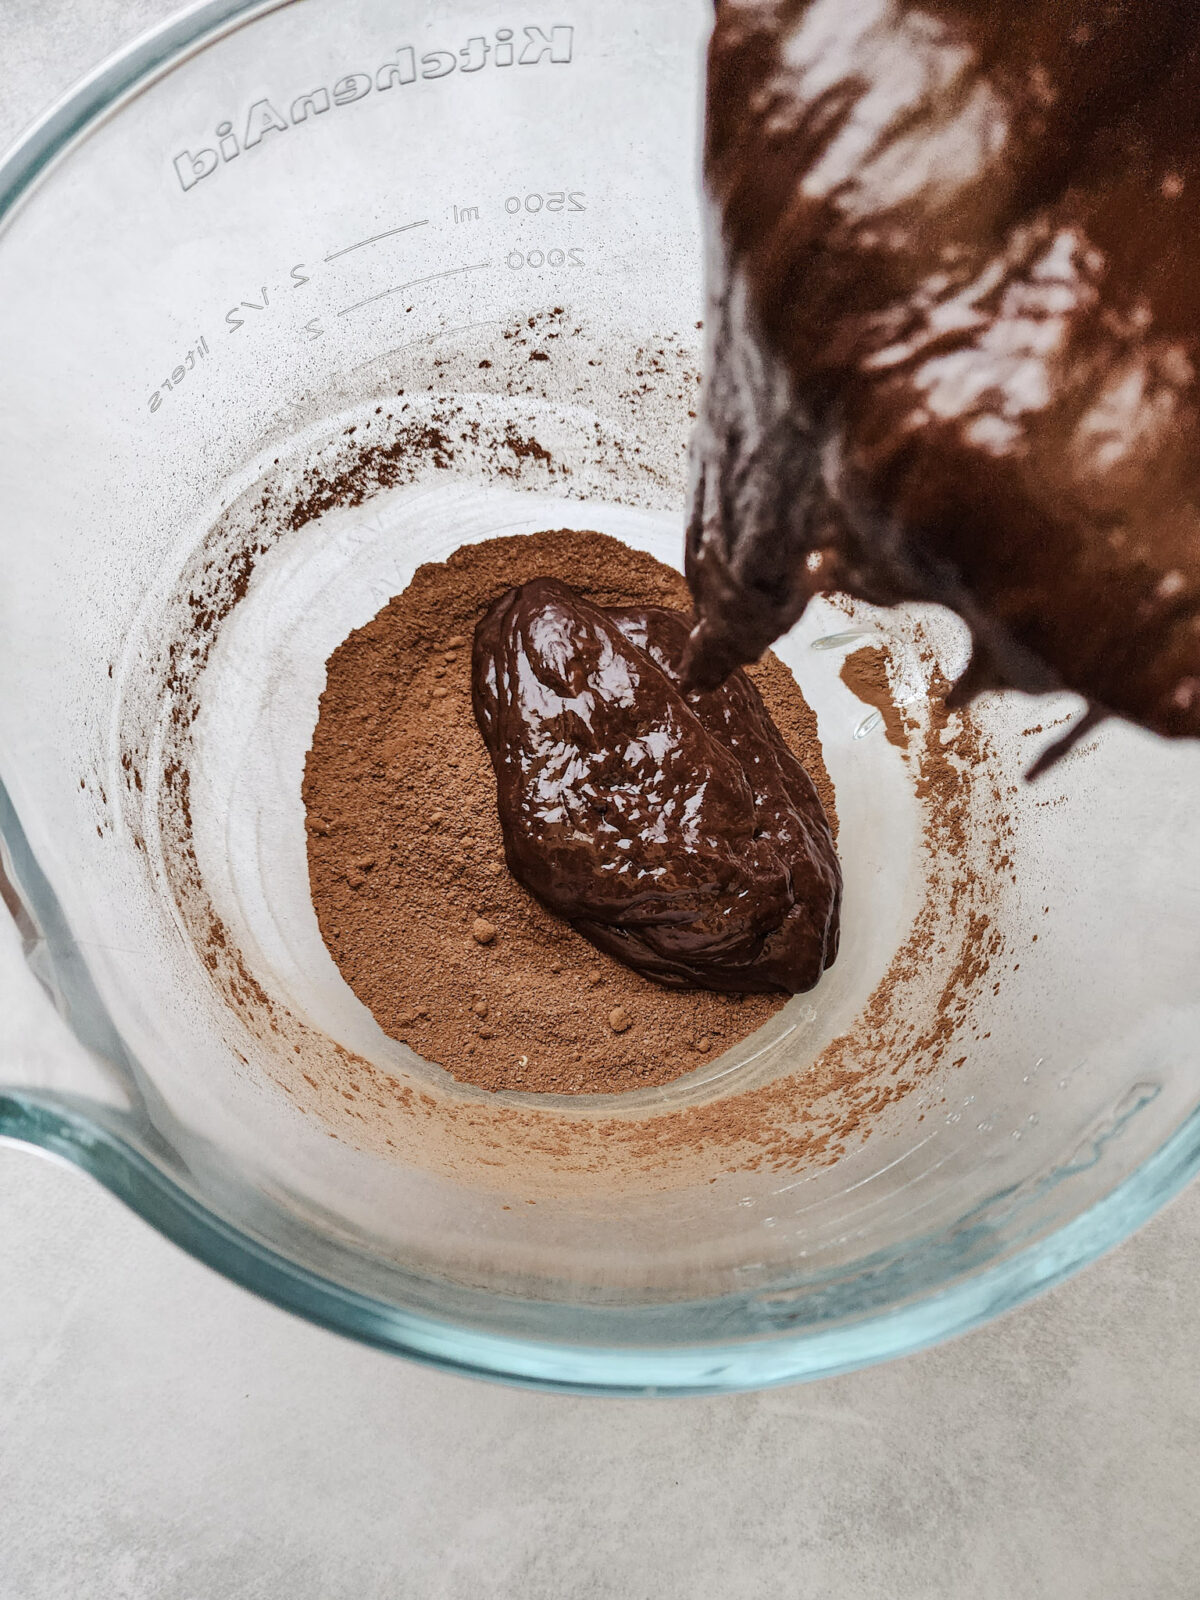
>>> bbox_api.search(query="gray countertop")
[2,7,1199,1597]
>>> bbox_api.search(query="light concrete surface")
[4,1148,1200,1600]
[3,6,1200,1598]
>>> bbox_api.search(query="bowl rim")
[2,0,1199,1394]
[4,1085,1199,1394]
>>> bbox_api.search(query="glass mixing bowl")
[3,0,1200,1394]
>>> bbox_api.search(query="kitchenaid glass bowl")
[3,0,1200,1395]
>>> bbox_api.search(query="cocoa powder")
[841,644,909,751]
[303,530,837,1095]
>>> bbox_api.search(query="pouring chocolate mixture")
[686,0,1200,765]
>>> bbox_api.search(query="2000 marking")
[506,247,585,270]
[505,191,585,214]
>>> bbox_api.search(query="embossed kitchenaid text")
[172,26,575,193]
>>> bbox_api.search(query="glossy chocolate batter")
[686,0,1200,757]
[472,578,840,992]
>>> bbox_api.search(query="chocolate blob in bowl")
[472,577,841,993]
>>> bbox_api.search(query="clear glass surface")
[2,0,1199,1394]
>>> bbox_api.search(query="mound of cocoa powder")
[303,530,837,1095]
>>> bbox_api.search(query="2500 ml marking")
[504,191,586,214]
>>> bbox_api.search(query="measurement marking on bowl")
[337,261,492,316]
[324,219,432,262]
[338,319,508,382]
